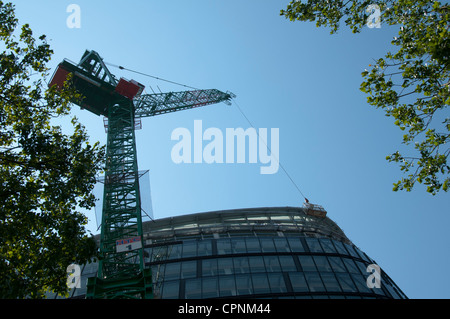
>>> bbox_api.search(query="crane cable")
[104,61,199,90]
[105,60,308,201]
[231,98,308,201]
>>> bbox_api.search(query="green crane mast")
[49,50,234,299]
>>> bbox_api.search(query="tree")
[0,1,105,298]
[281,0,449,194]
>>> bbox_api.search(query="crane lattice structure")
[49,50,234,299]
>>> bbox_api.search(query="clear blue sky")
[12,0,449,299]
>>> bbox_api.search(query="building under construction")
[57,206,407,299]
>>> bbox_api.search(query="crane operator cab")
[48,50,145,117]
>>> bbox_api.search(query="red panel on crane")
[48,60,118,117]
[115,78,145,100]
[49,65,70,90]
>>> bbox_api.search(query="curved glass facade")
[59,207,407,299]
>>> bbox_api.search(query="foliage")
[281,0,449,194]
[0,1,105,298]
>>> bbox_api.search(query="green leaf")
[0,2,104,298]
[281,0,450,195]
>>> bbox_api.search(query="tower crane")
[49,50,234,299]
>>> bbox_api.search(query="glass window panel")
[182,241,197,258]
[164,262,181,281]
[202,259,218,277]
[279,256,297,272]
[245,237,261,253]
[72,276,88,297]
[82,262,98,275]
[289,272,309,292]
[384,283,401,299]
[328,257,347,273]
[218,258,234,275]
[217,238,232,255]
[225,217,247,224]
[298,255,316,272]
[355,260,369,275]
[336,273,357,293]
[329,295,346,299]
[293,215,305,223]
[344,244,360,258]
[287,237,305,252]
[185,278,202,298]
[352,274,371,293]
[162,280,179,299]
[231,238,247,254]
[333,240,349,255]
[247,215,269,222]
[313,256,332,272]
[197,240,212,257]
[321,273,342,292]
[264,256,281,272]
[233,257,250,274]
[260,238,276,252]
[305,237,323,253]
[168,244,182,260]
[144,248,153,263]
[319,238,337,254]
[252,273,271,294]
[354,247,371,263]
[304,272,325,292]
[219,275,237,297]
[343,258,360,274]
[268,273,287,293]
[235,274,253,295]
[274,237,290,252]
[248,256,265,273]
[151,265,160,283]
[175,223,198,230]
[373,283,385,296]
[270,215,292,221]
[202,277,219,298]
[181,260,197,279]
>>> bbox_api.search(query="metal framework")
[86,99,151,298]
[134,89,233,118]
[49,50,233,299]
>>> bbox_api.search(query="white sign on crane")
[116,236,142,253]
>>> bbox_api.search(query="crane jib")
[133,89,233,118]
